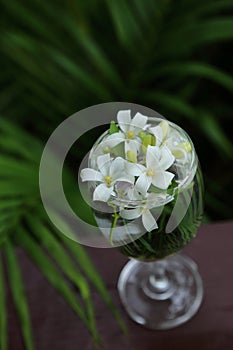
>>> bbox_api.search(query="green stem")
[122,217,141,250]
[109,211,120,245]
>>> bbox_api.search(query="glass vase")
[89,116,204,329]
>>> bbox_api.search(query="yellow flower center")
[104,176,112,187]
[126,131,134,139]
[147,169,154,177]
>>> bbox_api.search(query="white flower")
[150,120,191,162]
[111,183,144,205]
[106,109,148,154]
[126,145,175,194]
[89,137,116,168]
[80,153,134,202]
[149,120,169,147]
[120,193,161,232]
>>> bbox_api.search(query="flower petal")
[109,157,125,179]
[146,192,168,208]
[104,132,125,148]
[160,120,169,139]
[125,138,141,155]
[135,173,152,195]
[127,187,143,200]
[114,174,135,184]
[80,168,103,182]
[130,112,148,134]
[149,125,163,146]
[142,210,158,231]
[151,171,175,190]
[109,158,135,184]
[120,207,142,220]
[125,161,145,176]
[160,146,175,170]
[93,183,113,202]
[97,153,111,176]
[117,110,131,133]
[146,145,161,169]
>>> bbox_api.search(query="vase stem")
[142,261,174,300]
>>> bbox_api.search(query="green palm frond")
[4,240,34,350]
[0,120,125,348]
[0,256,7,350]
[146,62,233,94]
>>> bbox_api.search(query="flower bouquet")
[80,109,204,329]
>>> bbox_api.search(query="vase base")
[117,254,203,330]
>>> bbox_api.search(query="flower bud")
[178,141,192,153]
[126,150,137,163]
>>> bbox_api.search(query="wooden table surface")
[7,221,233,350]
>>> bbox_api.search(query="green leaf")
[64,18,123,88]
[4,239,34,350]
[167,0,233,36]
[0,199,22,211]
[157,17,233,57]
[2,1,62,46]
[0,82,20,111]
[0,119,122,340]
[150,62,233,94]
[0,156,37,179]
[167,180,179,196]
[105,0,143,49]
[199,110,233,158]
[15,227,99,341]
[26,215,100,342]
[0,256,7,350]
[196,1,233,16]
[0,181,37,197]
[186,17,233,45]
[0,120,42,155]
[143,91,196,120]
[0,136,38,162]
[109,121,119,134]
[48,48,112,100]
[22,76,70,116]
[59,230,127,334]
[139,237,156,254]
[1,33,47,84]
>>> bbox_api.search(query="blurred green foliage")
[1,0,233,220]
[0,0,233,348]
